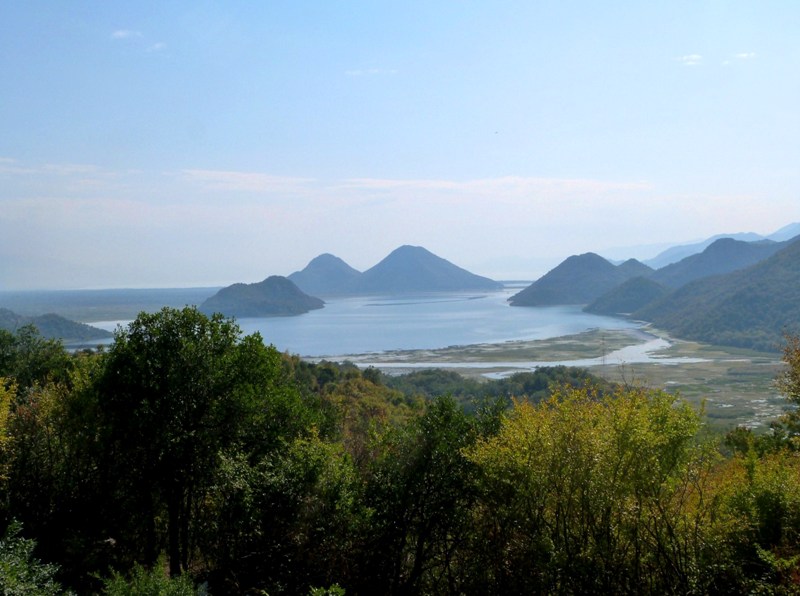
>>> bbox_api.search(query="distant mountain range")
[289,245,502,296]
[199,276,324,318]
[642,222,800,268]
[514,226,800,351]
[202,246,501,318]
[0,308,112,343]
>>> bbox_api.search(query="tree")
[465,385,719,594]
[763,334,800,450]
[95,307,304,576]
[0,326,72,391]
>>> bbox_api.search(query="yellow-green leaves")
[466,385,713,593]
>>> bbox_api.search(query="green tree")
[0,522,71,595]
[0,326,72,391]
[96,307,306,577]
[466,385,720,594]
[360,396,488,595]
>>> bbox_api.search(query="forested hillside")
[635,237,800,351]
[199,275,324,317]
[508,253,647,306]
[584,276,670,316]
[650,237,786,288]
[0,308,111,343]
[2,310,800,594]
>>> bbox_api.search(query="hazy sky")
[2,2,799,290]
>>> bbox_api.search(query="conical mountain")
[352,245,502,294]
[200,276,324,318]
[616,258,654,279]
[288,253,362,296]
[509,253,642,306]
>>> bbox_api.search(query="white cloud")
[677,54,702,66]
[147,42,167,52]
[111,30,142,40]
[735,52,756,60]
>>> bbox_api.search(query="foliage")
[0,522,71,595]
[382,365,611,411]
[102,558,201,596]
[0,326,73,390]
[4,312,800,594]
[95,307,311,577]
[465,385,722,594]
[358,396,490,595]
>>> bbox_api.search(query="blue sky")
[2,1,799,289]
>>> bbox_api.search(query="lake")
[93,287,641,358]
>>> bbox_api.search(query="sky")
[1,1,799,290]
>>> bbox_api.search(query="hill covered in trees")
[508,253,651,306]
[199,276,324,317]
[584,276,670,316]
[512,229,799,351]
[635,237,800,351]
[649,237,787,288]
[0,307,111,343]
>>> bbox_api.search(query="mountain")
[288,253,362,296]
[199,276,324,318]
[584,277,670,316]
[617,258,654,279]
[351,245,503,294]
[0,308,112,342]
[650,237,786,289]
[634,237,800,352]
[768,222,800,242]
[508,253,649,307]
[644,232,765,269]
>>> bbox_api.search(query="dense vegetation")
[199,275,325,317]
[636,238,800,351]
[1,309,800,594]
[0,308,111,343]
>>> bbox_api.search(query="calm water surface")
[93,288,638,358]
